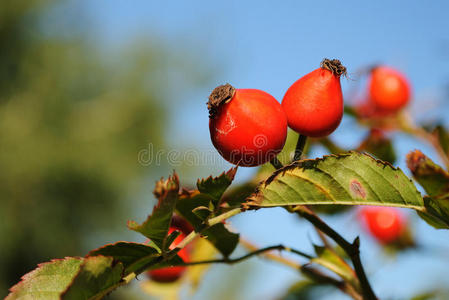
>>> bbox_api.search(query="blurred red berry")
[368,66,411,112]
[359,207,405,244]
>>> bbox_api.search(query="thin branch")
[206,207,242,227]
[293,134,308,161]
[293,206,377,300]
[270,156,284,169]
[182,244,312,266]
[239,238,301,269]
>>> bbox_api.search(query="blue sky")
[76,1,449,299]
[83,0,449,162]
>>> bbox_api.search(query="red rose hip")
[359,207,404,244]
[281,59,346,137]
[368,66,411,112]
[208,84,288,167]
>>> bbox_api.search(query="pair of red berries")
[147,216,193,283]
[357,66,411,118]
[208,59,346,167]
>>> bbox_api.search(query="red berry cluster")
[208,59,346,167]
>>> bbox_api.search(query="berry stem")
[292,206,378,300]
[293,134,307,161]
[206,207,242,227]
[270,156,284,169]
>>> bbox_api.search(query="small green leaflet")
[6,257,83,300]
[128,173,179,250]
[197,167,237,209]
[201,223,239,257]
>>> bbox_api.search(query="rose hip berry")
[368,66,411,112]
[359,207,404,244]
[208,84,288,167]
[281,59,346,137]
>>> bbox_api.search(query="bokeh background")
[1,1,449,299]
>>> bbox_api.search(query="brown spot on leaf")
[350,179,366,199]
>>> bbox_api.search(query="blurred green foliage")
[0,0,208,296]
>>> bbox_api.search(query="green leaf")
[177,189,239,257]
[88,242,188,277]
[128,173,179,249]
[278,138,348,216]
[406,150,449,197]
[244,152,424,210]
[88,242,160,275]
[197,167,237,208]
[176,190,212,230]
[406,150,449,229]
[61,256,124,300]
[6,257,83,300]
[311,246,356,285]
[201,223,239,257]
[312,136,365,215]
[176,169,240,257]
[417,196,449,229]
